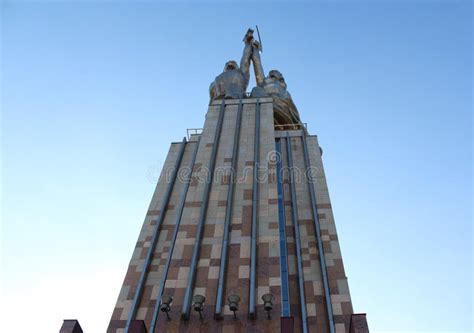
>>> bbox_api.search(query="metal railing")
[186,128,203,140]
[274,122,307,131]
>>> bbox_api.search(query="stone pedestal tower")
[105,29,369,333]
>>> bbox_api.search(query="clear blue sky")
[1,1,472,332]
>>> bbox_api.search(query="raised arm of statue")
[251,40,265,87]
[240,29,254,89]
[209,28,266,101]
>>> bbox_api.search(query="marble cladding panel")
[191,103,238,314]
[305,135,354,331]
[223,102,254,317]
[137,141,198,324]
[290,136,328,332]
[255,101,281,325]
[160,104,222,317]
[111,141,186,323]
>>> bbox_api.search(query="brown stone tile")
[124,266,140,284]
[333,315,345,324]
[341,301,353,315]
[268,222,278,229]
[195,267,209,287]
[258,243,269,257]
[221,175,231,185]
[238,258,250,266]
[168,266,179,279]
[210,258,221,266]
[110,306,123,320]
[229,244,241,258]
[244,189,253,200]
[200,244,212,259]
[323,241,332,253]
[204,224,216,238]
[268,198,278,205]
[327,262,346,280]
[231,223,242,231]
[316,203,332,209]
[184,201,203,208]
[242,205,252,218]
[268,264,280,277]
[242,219,251,235]
[183,244,194,259]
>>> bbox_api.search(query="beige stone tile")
[198,259,210,267]
[238,265,249,279]
[194,287,206,297]
[332,301,343,315]
[331,294,351,303]
[208,266,219,279]
[257,286,270,300]
[306,303,316,317]
[269,277,280,286]
[136,307,147,320]
[211,244,222,258]
[176,279,187,288]
[178,267,189,280]
[335,323,346,333]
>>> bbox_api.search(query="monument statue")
[248,36,302,127]
[209,30,253,100]
[209,28,302,128]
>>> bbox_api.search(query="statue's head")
[224,60,239,72]
[268,70,287,89]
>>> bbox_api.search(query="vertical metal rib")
[301,134,335,333]
[275,139,290,317]
[249,99,260,318]
[149,137,201,332]
[215,100,243,318]
[125,137,187,333]
[285,133,308,333]
[181,100,226,320]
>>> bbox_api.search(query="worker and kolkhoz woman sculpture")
[209,28,302,128]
